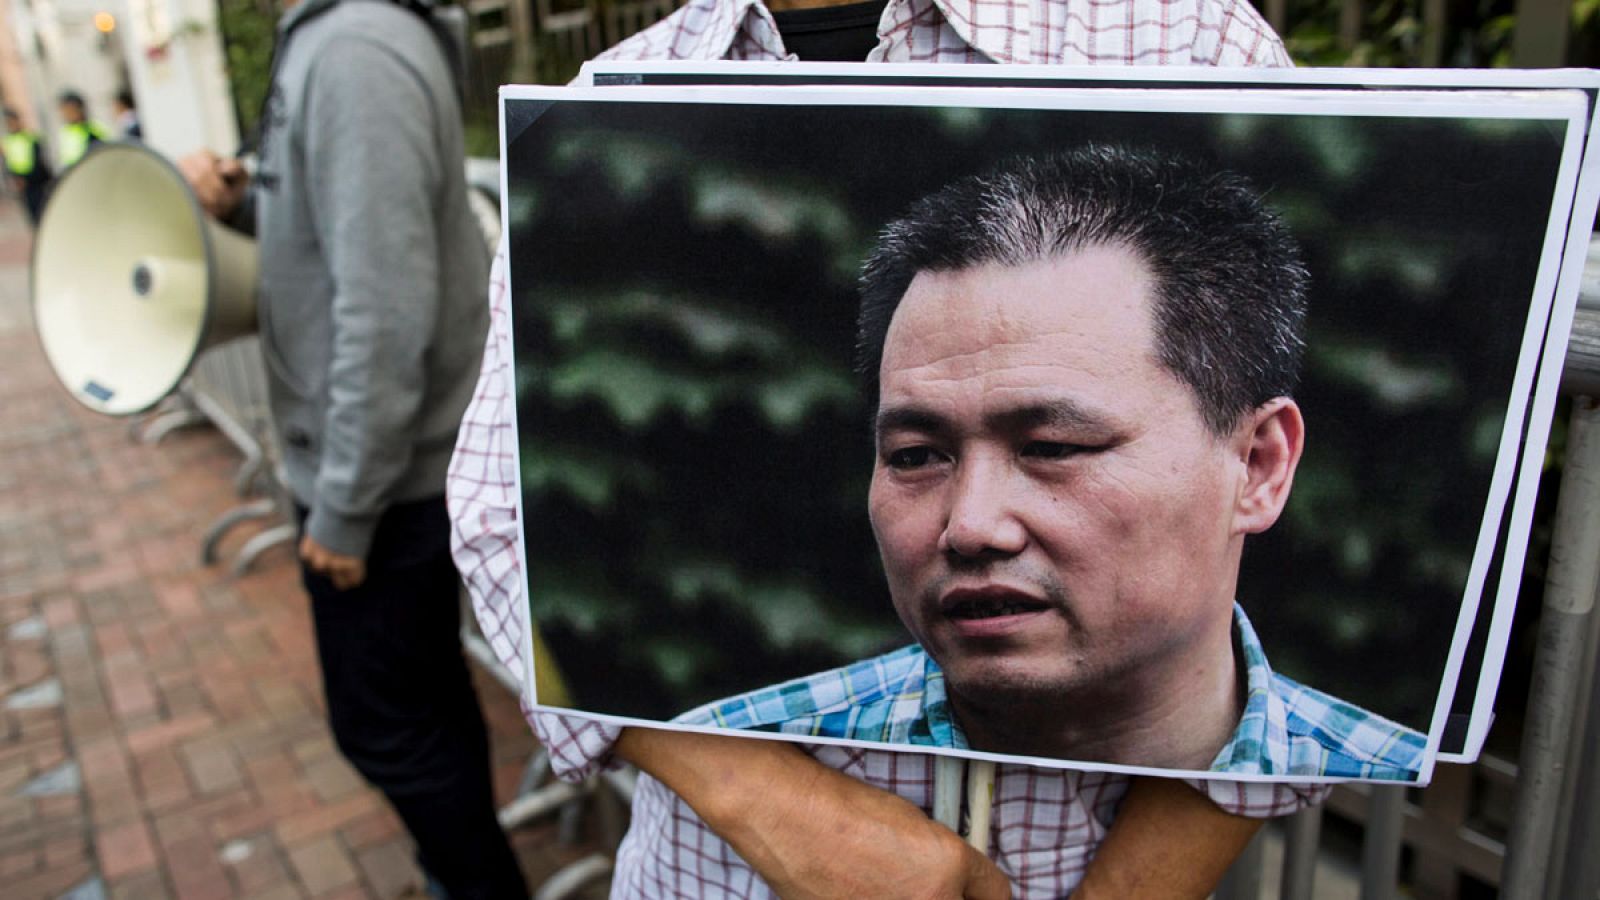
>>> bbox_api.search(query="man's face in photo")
[867,243,1254,718]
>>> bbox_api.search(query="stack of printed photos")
[498,64,1600,785]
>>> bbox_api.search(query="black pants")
[22,181,45,225]
[298,497,527,900]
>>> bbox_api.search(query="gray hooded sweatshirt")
[253,0,488,558]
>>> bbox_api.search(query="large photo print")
[503,86,1585,782]
[574,64,1600,765]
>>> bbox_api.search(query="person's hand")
[176,149,248,220]
[616,728,1010,900]
[1070,776,1265,900]
[299,534,366,591]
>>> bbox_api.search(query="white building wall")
[118,0,238,158]
[2,0,237,164]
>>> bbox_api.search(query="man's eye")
[1022,441,1083,459]
[887,446,941,469]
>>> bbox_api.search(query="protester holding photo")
[448,1,1330,896]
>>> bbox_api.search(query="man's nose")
[937,456,1027,558]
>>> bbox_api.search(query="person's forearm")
[615,728,1011,900]
[1072,776,1263,900]
[616,727,811,828]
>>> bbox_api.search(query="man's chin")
[941,661,1093,711]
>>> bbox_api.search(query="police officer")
[2,108,49,224]
[56,91,107,170]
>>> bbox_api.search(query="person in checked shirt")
[449,0,1330,895]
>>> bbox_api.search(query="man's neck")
[764,0,872,11]
[948,617,1244,769]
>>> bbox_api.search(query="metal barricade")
[163,318,628,896]
[183,335,296,575]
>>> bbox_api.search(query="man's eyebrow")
[984,400,1110,433]
[875,405,950,437]
[874,400,1114,437]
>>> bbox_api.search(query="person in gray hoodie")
[180,0,526,895]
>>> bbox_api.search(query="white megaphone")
[32,142,257,416]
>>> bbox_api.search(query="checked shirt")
[681,606,1427,781]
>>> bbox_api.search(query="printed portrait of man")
[674,145,1430,780]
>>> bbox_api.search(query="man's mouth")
[939,588,1053,626]
[945,594,1050,619]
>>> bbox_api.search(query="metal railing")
[135,335,296,575]
[467,0,683,82]
[186,336,297,575]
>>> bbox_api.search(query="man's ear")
[1232,397,1304,536]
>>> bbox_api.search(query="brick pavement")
[0,202,608,898]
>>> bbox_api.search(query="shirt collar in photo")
[1210,605,1429,779]
[680,604,1428,779]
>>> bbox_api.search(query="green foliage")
[1284,0,1425,65]
[1571,0,1600,67]
[215,0,278,140]
[1278,0,1518,67]
[1477,13,1518,66]
[463,115,499,160]
[1579,0,1600,29]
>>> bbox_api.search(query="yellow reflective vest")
[2,131,39,176]
[58,121,108,168]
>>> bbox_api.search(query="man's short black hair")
[856,145,1309,436]
[58,91,85,110]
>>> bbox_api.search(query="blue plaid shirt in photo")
[675,605,1428,780]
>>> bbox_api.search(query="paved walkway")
[0,202,600,898]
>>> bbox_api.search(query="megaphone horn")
[32,143,258,416]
